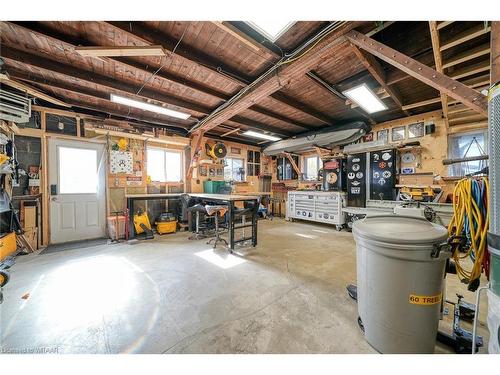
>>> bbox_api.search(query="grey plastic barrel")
[352,214,450,353]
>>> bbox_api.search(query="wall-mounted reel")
[205,142,227,160]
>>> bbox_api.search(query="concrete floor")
[0,219,489,354]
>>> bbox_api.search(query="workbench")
[125,193,260,251]
[189,194,259,252]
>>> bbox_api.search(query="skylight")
[342,84,388,114]
[110,94,190,120]
[247,21,295,42]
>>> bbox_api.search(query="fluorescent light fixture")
[243,130,281,142]
[342,83,388,114]
[110,94,190,120]
[247,21,295,42]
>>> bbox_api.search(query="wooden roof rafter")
[305,71,376,125]
[350,44,410,116]
[190,22,367,133]
[104,21,340,125]
[345,30,487,115]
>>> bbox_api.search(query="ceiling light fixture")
[110,94,190,120]
[243,130,281,142]
[342,83,388,114]
[247,21,295,42]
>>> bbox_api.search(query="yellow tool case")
[0,232,17,261]
[156,221,177,234]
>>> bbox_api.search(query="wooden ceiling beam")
[1,46,210,117]
[231,116,294,138]
[429,21,449,126]
[247,106,317,131]
[440,23,491,52]
[220,127,240,137]
[345,30,487,115]
[9,66,291,138]
[5,21,230,103]
[9,21,323,131]
[401,97,441,111]
[0,76,70,107]
[211,22,277,61]
[442,43,490,69]
[26,81,193,130]
[75,45,166,57]
[105,21,254,86]
[437,21,455,30]
[270,92,336,125]
[305,71,376,125]
[105,21,336,125]
[450,59,490,80]
[350,44,410,116]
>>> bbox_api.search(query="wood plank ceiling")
[0,21,492,144]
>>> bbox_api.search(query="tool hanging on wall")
[205,142,227,161]
[448,176,489,291]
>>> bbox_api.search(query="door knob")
[51,197,57,202]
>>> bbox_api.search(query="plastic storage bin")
[203,180,226,194]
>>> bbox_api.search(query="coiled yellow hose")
[448,177,489,287]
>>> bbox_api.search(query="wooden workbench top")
[189,193,259,201]
[125,193,262,200]
[125,193,183,199]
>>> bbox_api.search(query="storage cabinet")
[286,191,346,230]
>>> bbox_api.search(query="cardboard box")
[23,206,37,229]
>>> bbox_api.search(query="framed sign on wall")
[408,122,425,138]
[377,129,389,143]
[391,126,406,142]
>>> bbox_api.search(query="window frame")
[146,146,183,183]
[447,129,489,177]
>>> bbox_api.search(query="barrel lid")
[352,214,448,245]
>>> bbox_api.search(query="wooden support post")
[76,117,81,137]
[186,131,204,179]
[492,22,500,85]
[345,30,488,115]
[40,110,49,247]
[429,21,449,128]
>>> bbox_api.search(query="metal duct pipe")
[487,21,500,354]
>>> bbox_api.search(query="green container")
[203,180,226,194]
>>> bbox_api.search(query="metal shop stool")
[205,205,228,248]
[181,194,212,240]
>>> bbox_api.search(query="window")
[147,148,182,182]
[59,147,97,194]
[247,150,261,177]
[247,21,295,42]
[448,131,488,177]
[224,158,245,182]
[277,155,299,181]
[304,156,322,181]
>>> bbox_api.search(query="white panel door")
[49,139,106,244]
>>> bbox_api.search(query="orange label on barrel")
[409,293,442,305]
